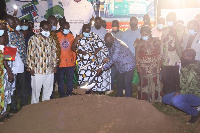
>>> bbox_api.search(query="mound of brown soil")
[0,93,184,133]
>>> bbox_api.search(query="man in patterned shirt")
[27,21,57,104]
[97,33,135,97]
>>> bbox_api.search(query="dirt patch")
[0,91,192,133]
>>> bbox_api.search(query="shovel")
[80,72,99,90]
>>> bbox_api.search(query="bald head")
[104,33,114,48]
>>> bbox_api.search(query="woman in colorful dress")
[135,26,162,104]
[72,24,111,93]
[0,19,15,123]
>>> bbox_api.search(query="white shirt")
[62,0,94,36]
[91,26,108,41]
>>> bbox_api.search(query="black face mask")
[181,57,192,67]
[105,42,113,48]
[95,25,101,30]
[130,23,137,29]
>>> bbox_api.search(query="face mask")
[95,25,101,30]
[41,29,50,37]
[0,30,4,36]
[21,25,28,31]
[157,24,164,30]
[83,32,90,37]
[142,36,149,41]
[167,21,174,27]
[188,30,197,36]
[51,26,57,31]
[16,25,21,31]
[112,27,118,31]
[63,29,70,35]
[130,23,137,29]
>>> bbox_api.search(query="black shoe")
[187,112,200,124]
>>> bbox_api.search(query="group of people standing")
[0,0,200,124]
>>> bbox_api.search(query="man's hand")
[103,58,110,64]
[97,68,103,75]
[78,50,87,55]
[30,69,35,76]
[54,67,57,73]
[8,71,14,82]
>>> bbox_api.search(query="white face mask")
[0,30,4,36]
[51,26,57,31]
[188,30,197,36]
[15,25,21,31]
[142,36,149,41]
[41,29,50,37]
[157,24,164,30]
[167,21,174,27]
[63,29,70,35]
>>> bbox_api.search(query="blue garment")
[103,38,135,73]
[111,30,124,41]
[162,92,200,116]
[122,28,141,56]
[57,66,75,97]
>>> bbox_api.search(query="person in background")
[142,14,153,27]
[56,22,75,97]
[8,16,27,113]
[177,20,184,25]
[0,19,14,123]
[27,21,57,104]
[57,17,66,33]
[97,33,135,97]
[162,49,200,124]
[102,20,107,29]
[182,20,200,61]
[122,16,141,56]
[28,21,34,33]
[109,20,123,92]
[152,17,165,40]
[91,17,108,41]
[161,12,187,95]
[47,15,61,99]
[134,26,162,104]
[21,19,34,97]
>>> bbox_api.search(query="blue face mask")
[15,25,21,31]
[142,36,149,41]
[167,21,174,27]
[157,24,164,30]
[63,29,70,35]
[0,30,4,36]
[21,25,28,31]
[51,26,57,31]
[83,32,90,37]
[188,30,197,36]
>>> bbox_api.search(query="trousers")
[162,92,200,116]
[31,73,54,104]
